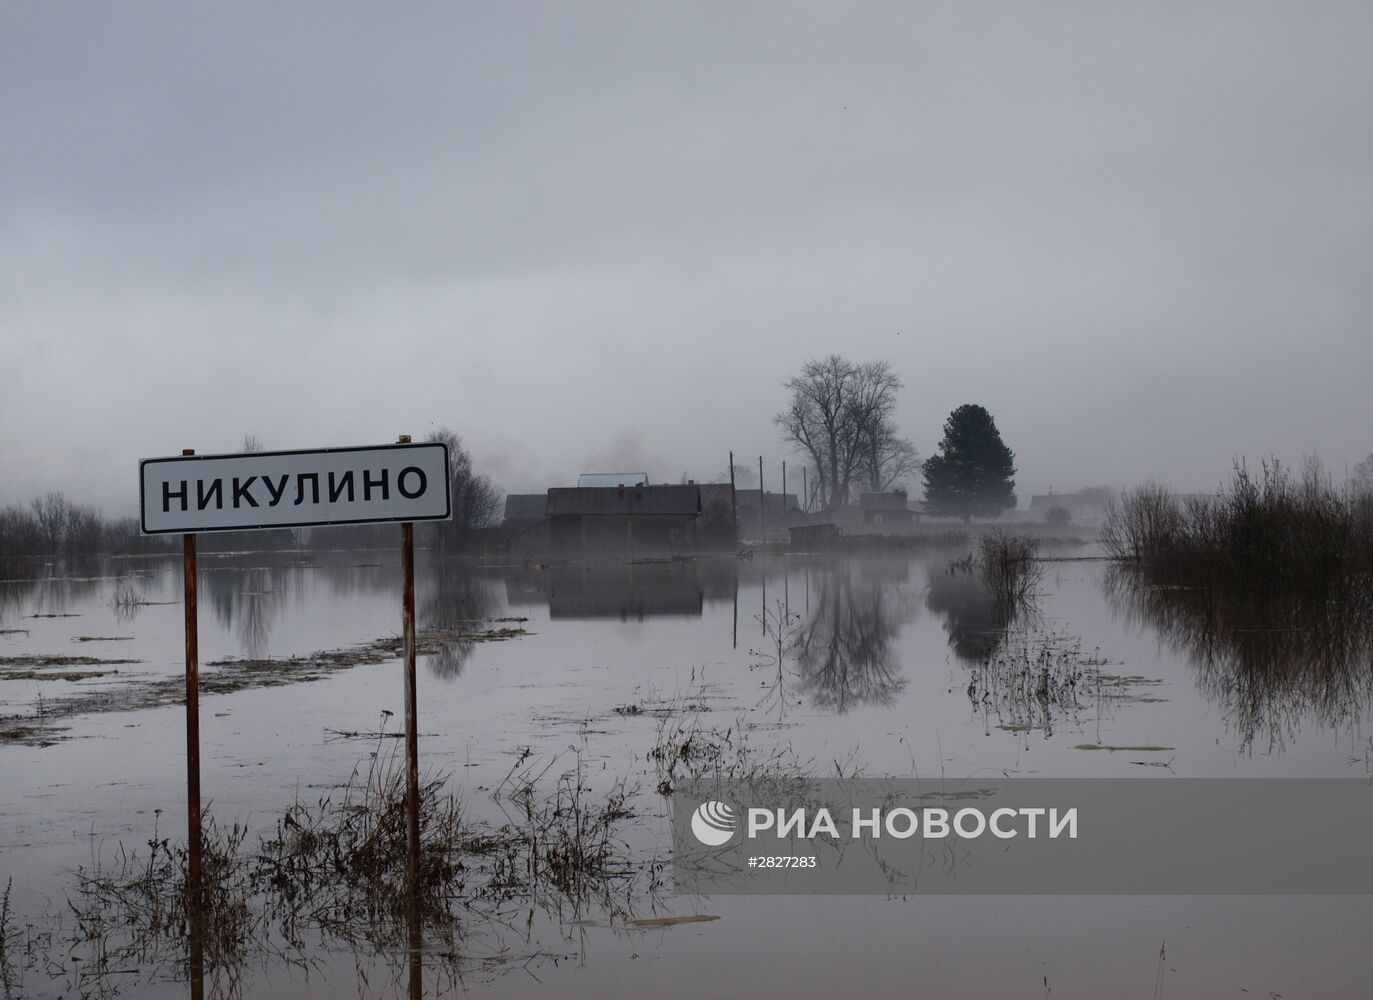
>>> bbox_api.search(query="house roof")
[860,491,909,509]
[698,483,735,507]
[503,494,547,521]
[547,485,701,516]
[577,472,648,488]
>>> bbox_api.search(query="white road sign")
[140,443,451,534]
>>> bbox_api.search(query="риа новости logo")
[690,800,738,846]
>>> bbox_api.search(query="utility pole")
[759,456,765,538]
[729,450,738,543]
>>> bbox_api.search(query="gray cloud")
[3,2,1371,512]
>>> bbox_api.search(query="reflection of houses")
[503,559,734,617]
[549,562,703,619]
[546,484,702,551]
[502,494,546,532]
[860,490,914,526]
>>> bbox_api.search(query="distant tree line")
[0,492,167,565]
[0,426,506,564]
[422,427,501,553]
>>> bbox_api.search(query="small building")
[577,472,648,488]
[546,484,701,551]
[502,494,547,532]
[697,482,738,543]
[860,490,914,526]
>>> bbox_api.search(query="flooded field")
[3,543,1373,998]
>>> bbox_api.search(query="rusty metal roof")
[547,485,701,516]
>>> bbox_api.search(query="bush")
[979,531,1042,606]
[1101,461,1373,591]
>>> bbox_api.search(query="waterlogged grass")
[37,741,650,999]
[1102,460,1373,591]
[978,532,1043,607]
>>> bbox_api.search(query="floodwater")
[2,544,1373,998]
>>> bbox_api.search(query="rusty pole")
[408,898,423,1000]
[399,435,420,890]
[181,447,202,904]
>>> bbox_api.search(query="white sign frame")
[140,442,451,535]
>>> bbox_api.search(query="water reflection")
[924,563,1004,663]
[791,560,916,712]
[421,561,503,679]
[204,566,285,660]
[546,562,705,620]
[1104,566,1373,750]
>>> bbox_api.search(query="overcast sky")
[3,2,1371,514]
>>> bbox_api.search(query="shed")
[860,490,913,526]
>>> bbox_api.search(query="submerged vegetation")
[978,532,1043,608]
[43,741,646,999]
[1101,460,1373,749]
[1102,460,1373,590]
[966,628,1102,739]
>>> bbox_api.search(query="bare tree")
[426,428,501,553]
[1077,485,1118,516]
[1352,453,1373,494]
[775,355,907,507]
[242,433,264,453]
[860,418,919,494]
[717,464,756,488]
[30,491,71,555]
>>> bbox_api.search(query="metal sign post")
[140,438,451,916]
[398,435,421,890]
[183,509,201,900]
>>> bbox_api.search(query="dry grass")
[0,879,17,998]
[1102,460,1373,592]
[966,628,1109,738]
[979,531,1044,608]
[649,701,813,800]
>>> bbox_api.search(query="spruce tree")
[921,404,1017,521]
